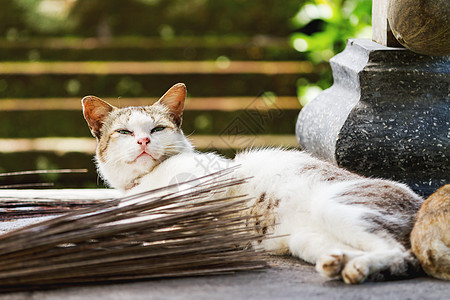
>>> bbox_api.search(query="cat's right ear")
[81,96,115,139]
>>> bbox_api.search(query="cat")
[411,184,450,280]
[82,83,424,284]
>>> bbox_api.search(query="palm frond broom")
[0,168,267,292]
[0,169,88,189]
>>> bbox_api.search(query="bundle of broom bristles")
[0,167,267,292]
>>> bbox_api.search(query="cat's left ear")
[81,96,116,139]
[156,83,186,127]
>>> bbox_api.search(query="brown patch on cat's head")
[82,96,116,139]
[154,83,186,127]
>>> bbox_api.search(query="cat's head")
[82,83,193,190]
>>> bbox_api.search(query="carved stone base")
[296,39,449,196]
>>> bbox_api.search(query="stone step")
[0,73,310,98]
[0,37,301,61]
[0,61,313,75]
[0,151,105,188]
[0,61,321,98]
[0,96,300,111]
[0,109,299,138]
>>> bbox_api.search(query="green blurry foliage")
[0,0,372,106]
[116,77,143,97]
[3,0,75,38]
[1,0,303,38]
[290,0,372,105]
[291,0,372,63]
[69,0,302,37]
[0,0,374,187]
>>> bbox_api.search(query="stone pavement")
[0,255,448,300]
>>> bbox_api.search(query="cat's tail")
[366,249,424,282]
[316,248,423,284]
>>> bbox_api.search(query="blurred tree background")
[0,0,371,188]
[1,0,372,103]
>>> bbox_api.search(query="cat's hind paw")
[342,257,370,284]
[316,251,345,279]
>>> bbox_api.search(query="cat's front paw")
[342,258,369,284]
[316,251,345,279]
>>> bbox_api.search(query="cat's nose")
[137,137,150,148]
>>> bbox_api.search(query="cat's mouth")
[137,152,155,160]
[127,151,156,164]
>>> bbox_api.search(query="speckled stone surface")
[296,39,450,197]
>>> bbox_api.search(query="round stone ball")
[388,0,450,56]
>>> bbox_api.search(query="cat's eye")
[151,126,166,133]
[117,129,133,135]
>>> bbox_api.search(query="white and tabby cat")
[82,83,424,284]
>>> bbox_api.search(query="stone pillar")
[295,39,449,197]
[296,0,449,197]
